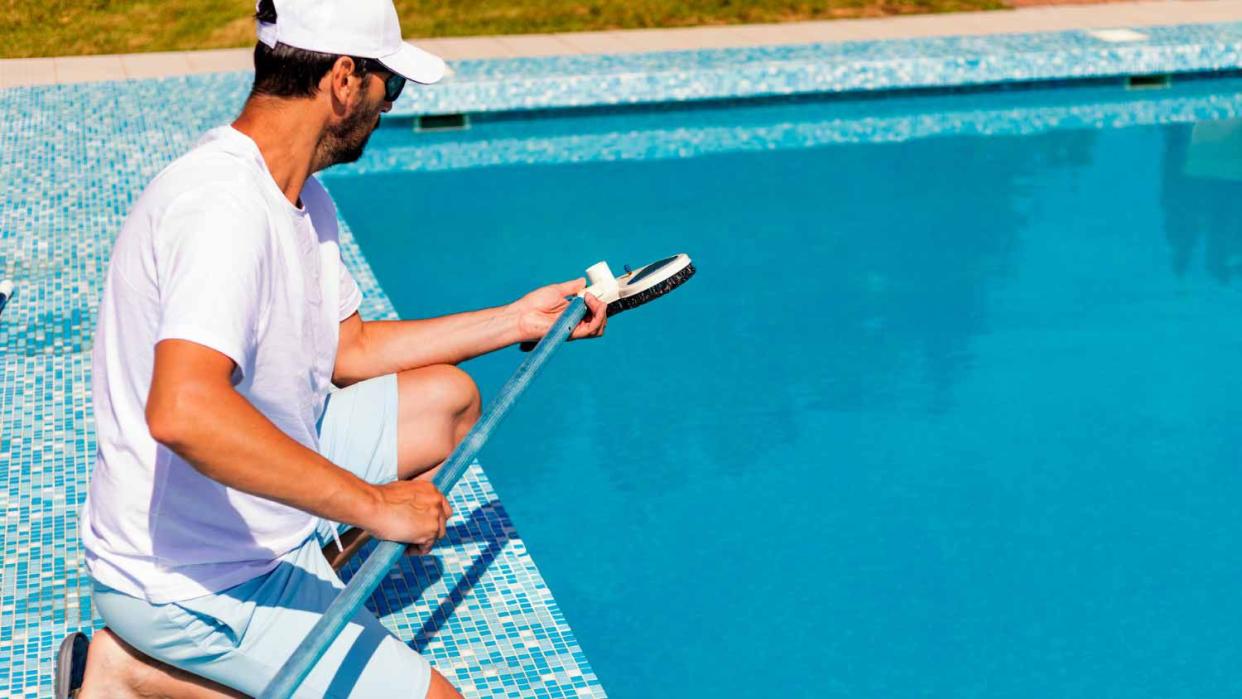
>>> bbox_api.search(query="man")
[63,0,607,696]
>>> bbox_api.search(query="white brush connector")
[580,261,621,304]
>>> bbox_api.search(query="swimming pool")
[325,75,1242,697]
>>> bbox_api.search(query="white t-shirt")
[81,126,363,603]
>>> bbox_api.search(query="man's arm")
[333,277,607,386]
[334,305,522,387]
[147,338,450,552]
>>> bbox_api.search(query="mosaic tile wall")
[0,74,604,697]
[389,22,1242,117]
[342,77,1242,176]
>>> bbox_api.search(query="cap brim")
[378,42,446,85]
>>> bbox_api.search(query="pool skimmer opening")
[1127,74,1172,90]
[417,113,469,132]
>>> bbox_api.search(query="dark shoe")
[54,631,89,699]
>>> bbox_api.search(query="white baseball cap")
[256,0,446,85]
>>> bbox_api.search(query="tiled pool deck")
[3,5,1242,698]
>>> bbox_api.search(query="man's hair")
[250,0,367,99]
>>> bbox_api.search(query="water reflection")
[558,127,1100,486]
[1162,118,1242,283]
[331,124,1102,491]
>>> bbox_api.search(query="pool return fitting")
[261,253,696,699]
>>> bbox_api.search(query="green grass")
[1,0,1008,59]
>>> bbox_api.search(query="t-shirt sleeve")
[301,175,362,323]
[153,188,270,377]
[338,258,362,322]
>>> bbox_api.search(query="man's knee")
[399,364,481,423]
[442,365,482,423]
[395,365,481,478]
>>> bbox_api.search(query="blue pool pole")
[261,296,589,699]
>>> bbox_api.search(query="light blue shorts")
[92,374,432,698]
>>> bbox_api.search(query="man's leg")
[79,627,242,699]
[79,627,462,699]
[83,541,461,699]
[323,364,481,568]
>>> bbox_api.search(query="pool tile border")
[335,79,1242,176]
[387,22,1242,116]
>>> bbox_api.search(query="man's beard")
[319,100,382,168]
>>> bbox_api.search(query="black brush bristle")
[517,262,695,352]
[606,263,696,317]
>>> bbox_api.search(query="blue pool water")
[325,78,1242,697]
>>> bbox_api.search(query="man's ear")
[323,55,359,111]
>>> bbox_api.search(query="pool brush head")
[603,253,696,317]
[519,254,695,351]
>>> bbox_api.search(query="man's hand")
[365,480,452,555]
[511,278,608,345]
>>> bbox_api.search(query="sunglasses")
[358,58,405,102]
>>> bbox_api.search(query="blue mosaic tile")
[337,76,1242,176]
[384,22,1242,117]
